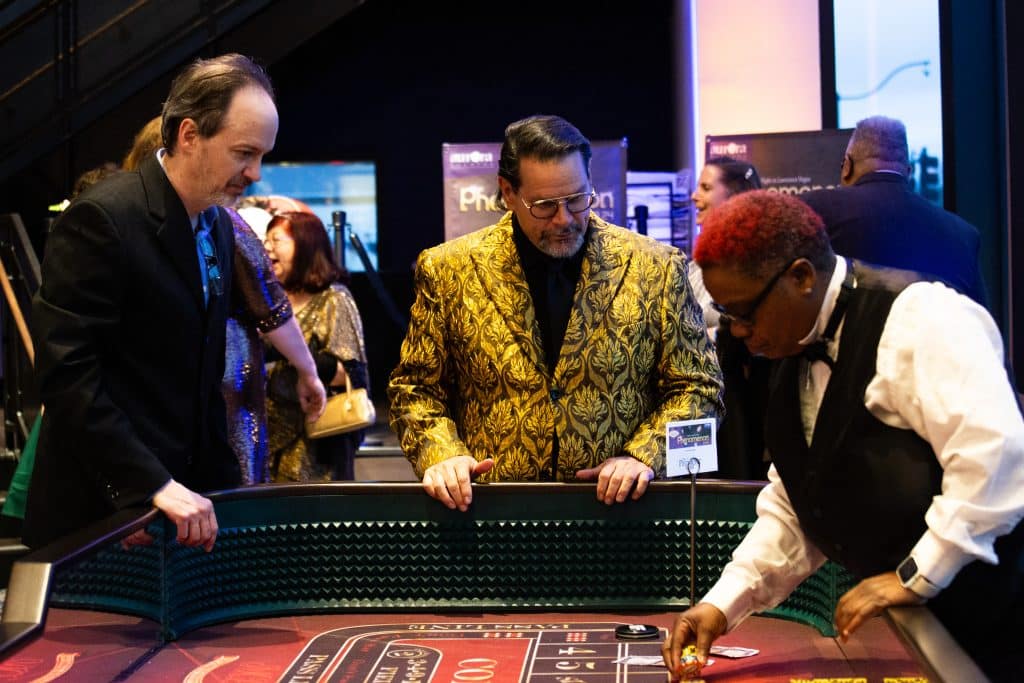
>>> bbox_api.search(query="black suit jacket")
[24,155,239,547]
[800,171,987,306]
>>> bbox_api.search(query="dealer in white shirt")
[662,190,1024,683]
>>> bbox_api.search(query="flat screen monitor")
[245,161,378,272]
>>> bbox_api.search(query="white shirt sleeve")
[864,281,1024,589]
[701,464,828,630]
[688,262,720,337]
[700,280,1024,628]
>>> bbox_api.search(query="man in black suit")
[25,54,322,549]
[800,115,987,307]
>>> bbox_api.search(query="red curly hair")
[693,190,832,278]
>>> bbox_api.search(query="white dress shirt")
[701,257,1024,631]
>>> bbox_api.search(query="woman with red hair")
[263,211,369,481]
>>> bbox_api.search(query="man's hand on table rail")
[422,456,495,512]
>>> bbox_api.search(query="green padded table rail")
[6,481,855,647]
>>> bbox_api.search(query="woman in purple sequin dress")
[223,208,297,483]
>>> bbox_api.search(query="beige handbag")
[305,374,376,438]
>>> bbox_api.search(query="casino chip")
[614,623,660,639]
[676,643,704,679]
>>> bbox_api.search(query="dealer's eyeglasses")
[710,258,797,327]
[520,190,597,219]
[196,230,223,298]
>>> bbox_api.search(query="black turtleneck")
[511,216,588,372]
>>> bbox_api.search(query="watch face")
[898,557,918,583]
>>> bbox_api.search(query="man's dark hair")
[495,114,592,210]
[161,53,274,154]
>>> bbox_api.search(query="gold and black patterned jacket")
[387,212,723,480]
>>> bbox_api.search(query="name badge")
[665,418,718,477]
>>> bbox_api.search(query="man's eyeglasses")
[710,258,797,327]
[196,230,224,298]
[520,190,597,219]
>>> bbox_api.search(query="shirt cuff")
[910,530,972,590]
[700,570,758,632]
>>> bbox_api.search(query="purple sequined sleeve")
[222,207,292,483]
[227,208,292,331]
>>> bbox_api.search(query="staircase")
[0,0,365,185]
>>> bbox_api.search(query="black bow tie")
[801,341,834,369]
[798,258,857,372]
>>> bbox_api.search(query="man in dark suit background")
[24,54,314,550]
[800,115,987,307]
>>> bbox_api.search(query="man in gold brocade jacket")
[388,115,723,511]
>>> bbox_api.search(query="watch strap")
[897,556,941,599]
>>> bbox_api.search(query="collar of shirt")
[796,256,849,349]
[796,256,851,443]
[855,170,910,187]
[156,147,204,231]
[510,214,590,276]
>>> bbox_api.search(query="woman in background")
[689,156,767,481]
[689,156,762,330]
[263,211,369,481]
[691,156,762,225]
[225,207,321,483]
[121,115,162,171]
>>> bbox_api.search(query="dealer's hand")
[575,455,654,505]
[834,571,926,640]
[662,603,728,680]
[422,456,495,512]
[152,479,219,552]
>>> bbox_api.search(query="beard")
[539,220,586,259]
[212,175,250,208]
[209,188,236,208]
[195,151,249,209]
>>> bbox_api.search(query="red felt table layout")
[0,609,928,682]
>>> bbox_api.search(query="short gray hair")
[848,115,909,168]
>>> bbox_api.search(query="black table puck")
[615,623,660,639]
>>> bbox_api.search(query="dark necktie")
[545,261,574,369]
[195,210,223,306]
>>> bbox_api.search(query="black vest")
[765,263,942,578]
[765,262,1024,675]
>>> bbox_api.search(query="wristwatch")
[896,556,941,599]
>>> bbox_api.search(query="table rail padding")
[13,481,855,641]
